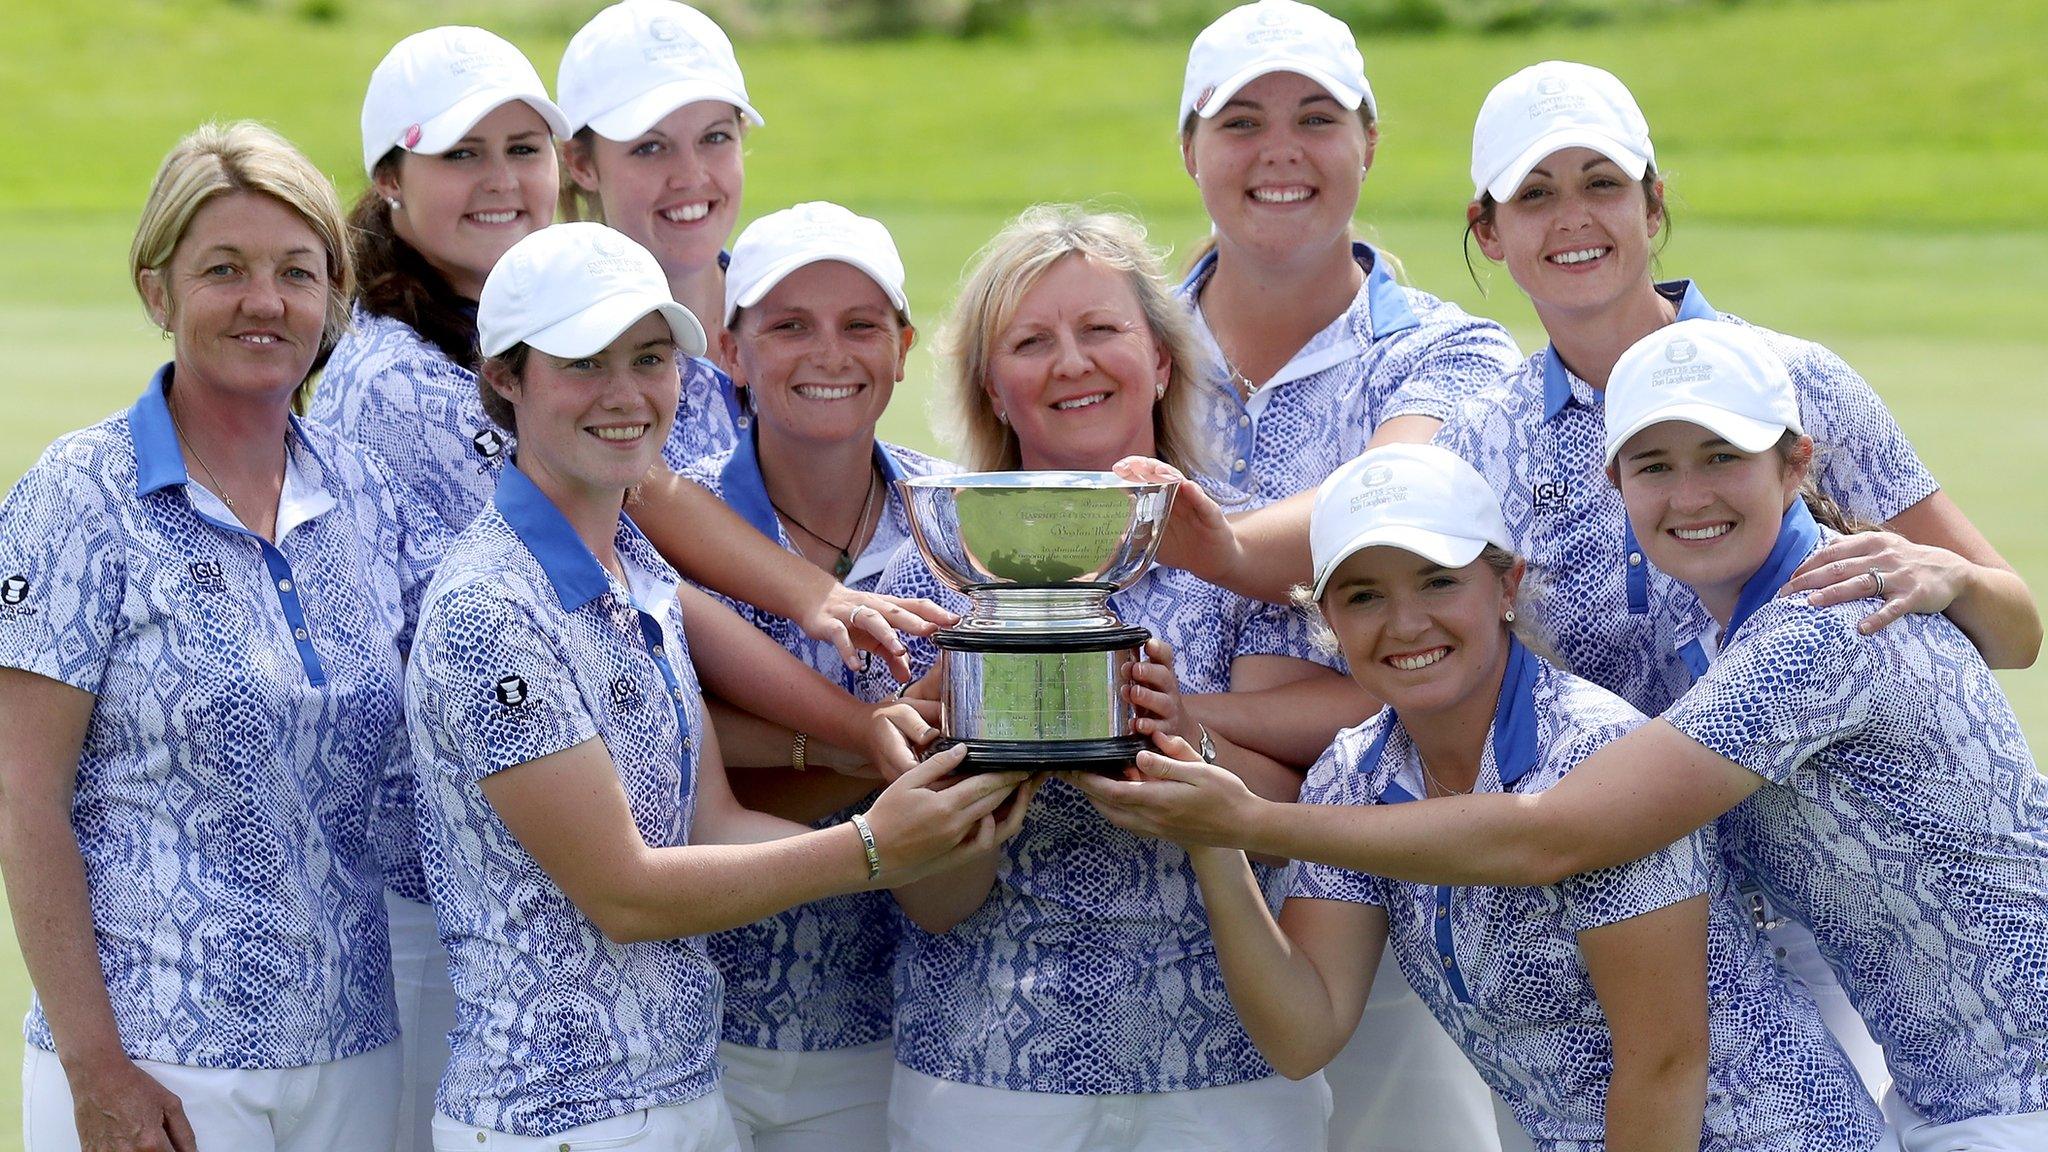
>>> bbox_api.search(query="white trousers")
[24,1040,399,1152]
[1879,1090,2048,1152]
[388,888,459,1152]
[430,1093,742,1151]
[720,1040,890,1152]
[1326,951,1502,1152]
[1763,913,1891,1101]
[886,1064,1330,1152]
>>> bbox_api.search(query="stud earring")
[1503,609,1516,624]
[995,409,1008,426]
[385,197,401,211]
[1154,382,1166,400]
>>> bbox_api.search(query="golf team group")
[3,0,2045,1149]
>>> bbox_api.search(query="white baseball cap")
[479,222,708,359]
[724,202,908,328]
[558,0,763,141]
[1180,0,1375,129]
[1471,61,1653,202]
[360,26,569,178]
[1603,320,1802,468]
[1309,443,1514,599]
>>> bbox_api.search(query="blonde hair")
[936,204,1215,478]
[131,122,353,404]
[1292,544,1562,667]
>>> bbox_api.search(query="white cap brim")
[513,294,708,360]
[1603,404,1789,468]
[584,80,764,140]
[727,254,908,327]
[1311,525,1489,600]
[1481,126,1650,202]
[1191,60,1368,123]
[408,90,570,160]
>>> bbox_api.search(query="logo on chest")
[0,574,28,607]
[187,560,228,592]
[609,674,647,710]
[1532,480,1573,513]
[494,674,531,708]
[472,427,507,464]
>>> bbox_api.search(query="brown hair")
[1463,167,1670,291]
[347,150,481,366]
[132,121,352,409]
[476,344,529,434]
[936,205,1216,479]
[1179,105,1380,276]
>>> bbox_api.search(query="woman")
[1088,320,2048,1150]
[406,220,1031,1148]
[0,122,419,1150]
[1133,58,2042,1101]
[557,0,756,465]
[1175,3,1524,1140]
[867,206,1355,1152]
[685,202,952,1151]
[1082,442,1885,1149]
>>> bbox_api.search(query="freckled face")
[495,312,681,502]
[1614,421,1803,609]
[1319,547,1516,720]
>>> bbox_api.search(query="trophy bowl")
[898,471,1179,772]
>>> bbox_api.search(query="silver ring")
[851,604,876,623]
[1869,568,1887,598]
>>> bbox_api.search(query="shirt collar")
[1724,498,1822,641]
[130,362,338,508]
[719,430,910,544]
[493,462,625,613]
[1540,279,1720,422]
[1376,636,1542,804]
[1179,242,1419,342]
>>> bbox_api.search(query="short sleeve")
[1378,311,1523,425]
[1785,340,1939,524]
[1232,594,1342,671]
[1291,727,1389,907]
[412,582,599,782]
[1662,601,1873,787]
[0,454,124,693]
[1560,825,1714,933]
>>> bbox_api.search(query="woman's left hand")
[1124,638,1192,742]
[1063,729,1258,848]
[803,588,959,681]
[1779,530,1973,636]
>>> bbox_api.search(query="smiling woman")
[0,120,432,1152]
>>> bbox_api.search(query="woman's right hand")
[859,748,1037,887]
[1112,456,1242,585]
[66,1051,197,1152]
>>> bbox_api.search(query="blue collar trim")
[1540,279,1720,422]
[1375,636,1540,804]
[493,463,615,613]
[1178,242,1418,341]
[131,363,334,498]
[1727,499,1821,640]
[720,431,910,544]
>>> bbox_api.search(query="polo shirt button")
[1628,552,1642,566]
[475,1134,486,1145]
[1440,955,1452,968]
[293,627,308,641]
[1237,415,1250,428]
[277,578,292,592]
[1232,458,1247,472]
[1436,906,1447,919]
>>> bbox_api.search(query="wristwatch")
[1195,723,1217,765]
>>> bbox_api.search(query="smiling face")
[1318,546,1520,721]
[1182,70,1373,265]
[986,254,1171,471]
[489,312,681,505]
[1471,146,1662,320]
[377,100,557,300]
[567,101,744,287]
[1613,421,1807,619]
[140,190,332,406]
[727,260,910,451]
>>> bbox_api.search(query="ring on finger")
[1868,568,1888,598]
[850,604,875,624]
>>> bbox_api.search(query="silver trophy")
[898,471,1179,773]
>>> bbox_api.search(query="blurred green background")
[3,0,2044,1139]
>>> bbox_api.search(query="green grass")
[1,0,2044,1140]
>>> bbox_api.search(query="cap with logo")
[1309,443,1514,599]
[1180,0,1374,129]
[723,202,907,328]
[558,0,762,142]
[479,222,708,359]
[1471,60,1653,202]
[1603,319,1802,468]
[360,26,570,178]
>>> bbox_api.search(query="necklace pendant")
[832,551,853,580]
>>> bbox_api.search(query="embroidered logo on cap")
[1665,338,1699,365]
[1537,76,1567,96]
[494,675,531,707]
[403,124,423,150]
[650,16,681,41]
[1196,84,1218,114]
[1348,463,1407,512]
[0,575,27,606]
